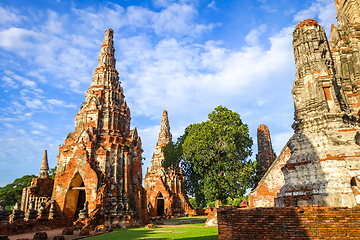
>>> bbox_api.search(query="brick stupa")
[144,110,195,217]
[250,0,360,208]
[52,29,147,226]
[254,124,277,187]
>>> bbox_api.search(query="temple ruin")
[51,28,148,226]
[6,28,148,230]
[250,0,360,208]
[144,110,195,217]
[21,150,54,214]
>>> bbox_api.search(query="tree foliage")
[162,132,206,207]
[49,166,57,179]
[182,105,256,202]
[163,106,256,205]
[0,175,37,208]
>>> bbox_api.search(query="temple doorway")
[64,173,86,220]
[156,192,164,216]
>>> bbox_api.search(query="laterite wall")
[218,205,360,239]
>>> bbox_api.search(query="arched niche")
[156,192,165,216]
[351,177,359,186]
[64,172,86,220]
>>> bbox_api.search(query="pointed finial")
[39,150,49,178]
[97,28,116,67]
[157,110,172,145]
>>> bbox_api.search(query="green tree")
[49,166,57,179]
[162,132,206,207]
[0,174,37,209]
[182,105,256,203]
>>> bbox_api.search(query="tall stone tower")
[330,0,360,112]
[275,1,360,208]
[254,124,277,187]
[144,111,195,217]
[52,29,147,225]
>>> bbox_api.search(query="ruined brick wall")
[249,142,291,207]
[21,178,54,213]
[218,205,360,239]
[21,150,54,213]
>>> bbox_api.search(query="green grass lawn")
[88,217,218,240]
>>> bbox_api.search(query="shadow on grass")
[162,216,208,226]
[89,225,218,240]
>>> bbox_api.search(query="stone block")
[79,229,89,235]
[33,232,47,240]
[62,227,73,235]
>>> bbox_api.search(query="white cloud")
[72,4,126,33]
[258,0,277,13]
[11,73,36,88]
[0,28,43,56]
[207,1,217,10]
[44,10,67,34]
[152,0,175,8]
[120,24,294,132]
[47,99,64,105]
[254,99,269,106]
[73,3,214,38]
[152,3,214,37]
[31,130,43,135]
[47,99,77,108]
[245,24,266,46]
[30,122,48,131]
[293,0,336,35]
[2,76,18,88]
[24,98,45,110]
[0,5,23,25]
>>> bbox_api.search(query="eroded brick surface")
[249,145,291,207]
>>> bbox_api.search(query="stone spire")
[91,28,119,86]
[254,124,276,186]
[292,19,344,131]
[148,110,172,169]
[39,150,49,178]
[75,28,128,133]
[157,110,172,146]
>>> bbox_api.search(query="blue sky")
[0,0,337,186]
